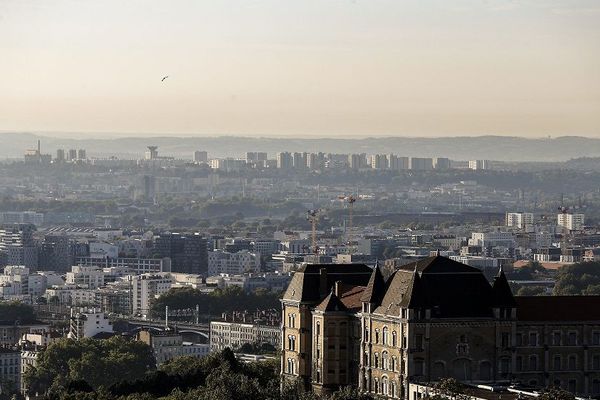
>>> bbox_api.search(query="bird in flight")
[161,76,169,82]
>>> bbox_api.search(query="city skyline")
[1,0,599,137]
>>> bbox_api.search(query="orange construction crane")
[306,209,321,255]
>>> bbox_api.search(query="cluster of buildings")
[206,151,490,172]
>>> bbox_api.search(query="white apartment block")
[131,273,172,317]
[68,309,114,340]
[469,159,490,170]
[210,321,280,352]
[45,286,96,306]
[557,213,585,231]
[65,265,105,289]
[468,231,515,248]
[208,250,260,276]
[506,212,534,229]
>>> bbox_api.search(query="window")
[529,332,538,346]
[593,331,600,345]
[500,357,510,374]
[316,322,320,337]
[382,327,389,345]
[374,378,379,394]
[381,376,389,396]
[415,334,424,351]
[553,331,562,346]
[516,333,523,346]
[374,353,379,368]
[568,355,577,370]
[554,355,562,371]
[593,379,600,394]
[529,355,538,371]
[382,351,389,370]
[288,335,296,351]
[288,313,296,328]
[568,331,578,346]
[392,331,397,347]
[516,356,523,372]
[375,329,380,344]
[364,327,369,342]
[414,358,425,376]
[568,379,577,393]
[287,358,295,375]
[391,382,396,398]
[501,332,510,348]
[593,355,600,370]
[391,356,396,372]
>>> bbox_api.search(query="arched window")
[382,351,389,370]
[391,381,396,398]
[374,378,379,394]
[374,353,379,368]
[381,376,389,396]
[392,331,397,347]
[375,329,380,344]
[391,356,396,372]
[382,327,389,345]
[316,321,321,336]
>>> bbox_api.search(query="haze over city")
[1,0,599,137]
[4,2,600,400]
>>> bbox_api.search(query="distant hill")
[0,132,598,162]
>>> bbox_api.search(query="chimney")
[334,280,342,297]
[319,268,328,297]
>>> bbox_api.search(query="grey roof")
[282,263,372,303]
[359,264,386,304]
[375,256,508,318]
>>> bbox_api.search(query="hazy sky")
[1,0,599,137]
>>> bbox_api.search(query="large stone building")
[280,256,600,399]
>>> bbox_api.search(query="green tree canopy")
[0,301,36,322]
[554,261,600,295]
[24,336,155,395]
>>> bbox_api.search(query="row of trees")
[149,286,281,319]
[25,341,373,400]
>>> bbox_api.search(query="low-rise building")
[137,329,209,366]
[68,309,114,340]
[210,310,280,352]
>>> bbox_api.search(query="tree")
[425,378,470,400]
[554,261,600,295]
[24,336,155,395]
[538,387,575,400]
[0,301,36,322]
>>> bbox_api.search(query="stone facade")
[280,256,600,399]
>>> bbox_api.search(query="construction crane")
[306,209,321,255]
[339,194,358,253]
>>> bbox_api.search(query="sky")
[0,0,599,138]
